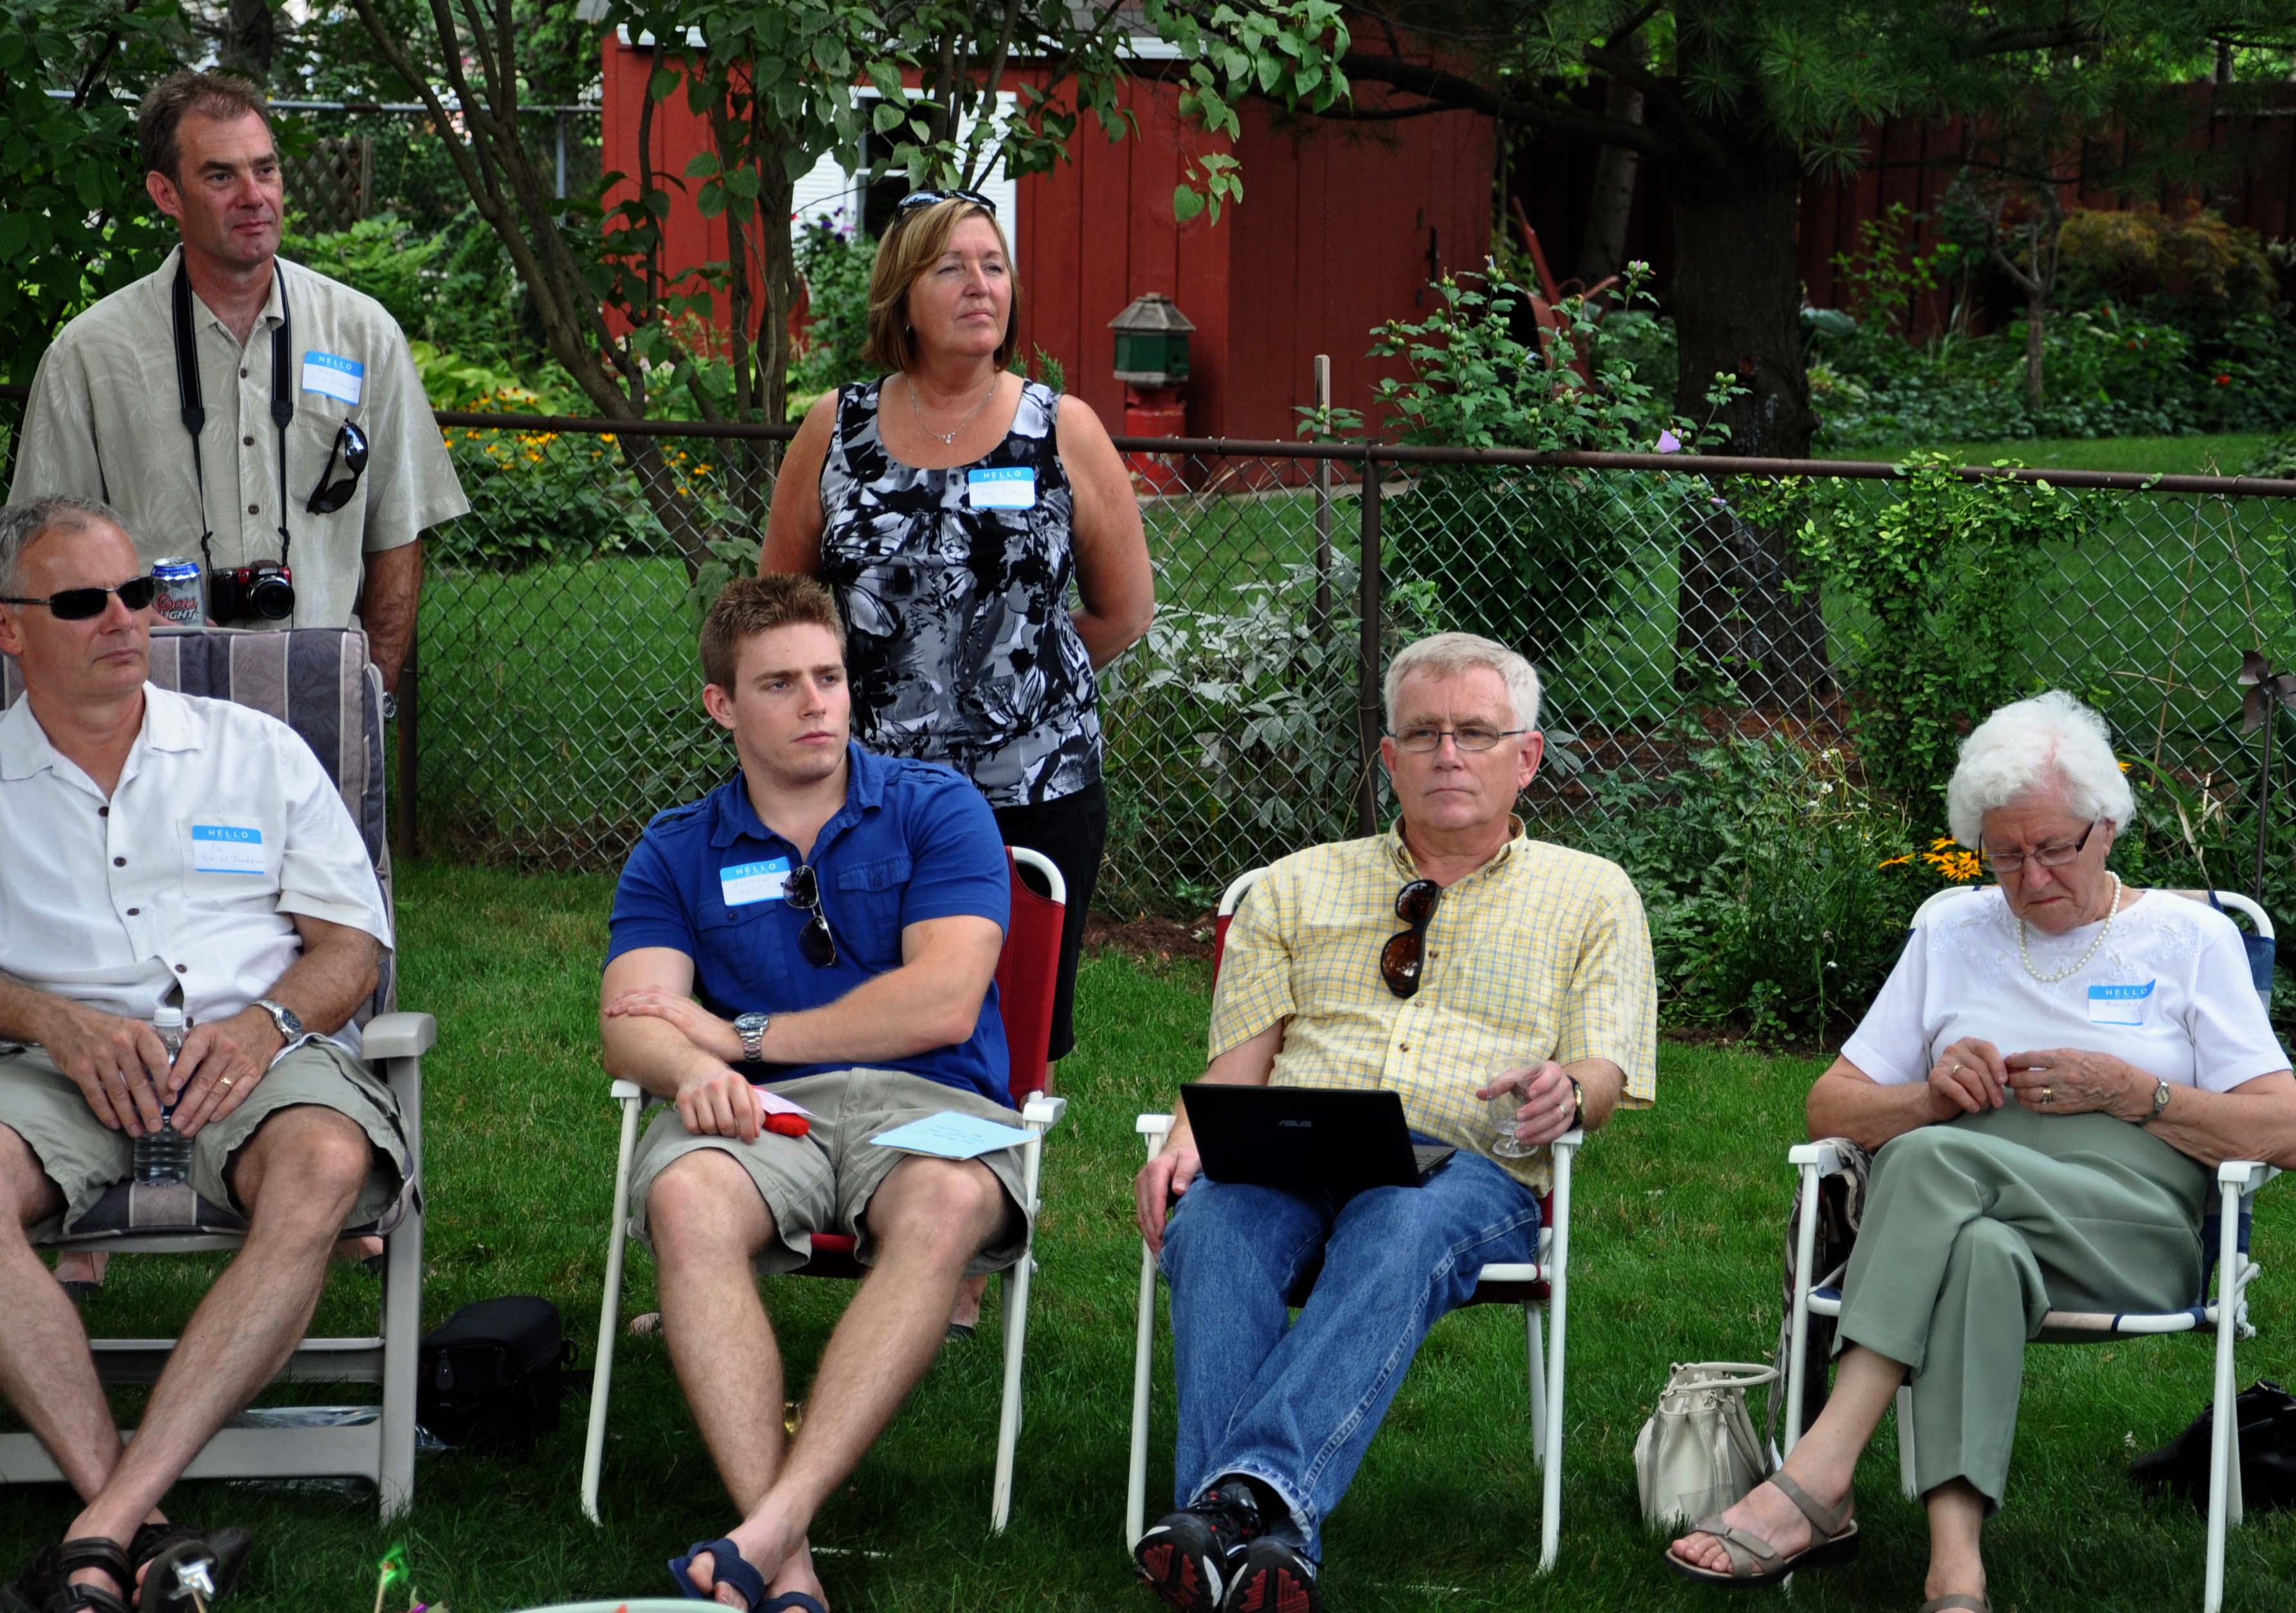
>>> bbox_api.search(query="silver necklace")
[2016,872,2122,984]
[905,373,998,446]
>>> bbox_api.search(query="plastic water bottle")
[132,1006,192,1184]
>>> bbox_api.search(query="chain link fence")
[406,414,2296,917]
[5,384,2293,917]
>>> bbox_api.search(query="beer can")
[152,558,203,626]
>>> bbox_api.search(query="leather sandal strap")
[53,1543,130,1585]
[1769,1472,1854,1536]
[1706,1524,1782,1577]
[46,1578,132,1613]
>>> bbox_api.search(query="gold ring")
[2040,1084,2052,1104]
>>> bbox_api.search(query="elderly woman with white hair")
[1668,691,2296,1612]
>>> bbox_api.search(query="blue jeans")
[1158,1139,1541,1558]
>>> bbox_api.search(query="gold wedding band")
[2040,1084,2052,1105]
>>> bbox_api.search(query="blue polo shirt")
[606,743,1013,1106]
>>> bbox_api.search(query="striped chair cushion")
[1,626,395,1020]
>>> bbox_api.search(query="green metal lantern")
[1109,293,1195,387]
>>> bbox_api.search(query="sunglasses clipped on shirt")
[1380,878,1442,999]
[896,187,997,217]
[785,864,838,967]
[0,576,159,621]
[306,421,369,514]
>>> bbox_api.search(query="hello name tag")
[301,351,365,406]
[2088,981,2155,1026]
[191,823,266,875]
[966,466,1036,510]
[720,857,792,907]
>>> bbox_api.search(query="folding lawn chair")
[0,626,433,1518]
[579,846,1067,1531]
[1125,866,1583,1571]
[1782,886,2281,1613]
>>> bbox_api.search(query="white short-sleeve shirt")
[1841,886,2288,1093]
[0,685,392,1053]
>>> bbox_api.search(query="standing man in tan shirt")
[10,70,466,700]
[1130,632,1657,1613]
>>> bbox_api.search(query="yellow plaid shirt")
[1207,821,1658,1192]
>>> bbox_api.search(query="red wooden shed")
[599,35,1496,440]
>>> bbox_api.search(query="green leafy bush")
[432,423,671,571]
[1329,264,1734,669]
[1784,454,2090,811]
[787,214,877,405]
[2056,206,2280,330]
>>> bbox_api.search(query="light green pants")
[1836,1104,2209,1508]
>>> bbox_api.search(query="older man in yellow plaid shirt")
[1130,632,1656,1613]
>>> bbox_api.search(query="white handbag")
[1634,1360,1778,1529]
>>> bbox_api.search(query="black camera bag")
[416,1295,575,1455]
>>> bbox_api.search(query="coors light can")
[152,558,203,625]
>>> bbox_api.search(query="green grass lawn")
[5,859,2291,1610]
[1839,435,2275,477]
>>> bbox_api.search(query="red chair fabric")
[797,849,1064,1272]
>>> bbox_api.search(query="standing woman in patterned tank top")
[763,192,1153,1071]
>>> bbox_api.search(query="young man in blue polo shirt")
[601,574,1021,1613]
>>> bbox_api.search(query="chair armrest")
[1550,1127,1585,1153]
[2220,1159,2280,1192]
[1137,1113,1174,1140]
[608,1077,644,1104]
[361,1012,437,1061]
[1022,1094,1067,1129]
[1788,1141,1843,1174]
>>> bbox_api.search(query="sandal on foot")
[1665,1473,1859,1589]
[33,1540,135,1613]
[667,1539,768,1610]
[131,1527,251,1613]
[1918,1598,1989,1613]
[759,1597,826,1612]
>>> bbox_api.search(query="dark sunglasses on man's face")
[785,864,838,967]
[306,420,369,515]
[1380,878,1442,998]
[897,187,996,217]
[0,576,159,621]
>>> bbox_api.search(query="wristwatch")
[732,1011,770,1062]
[253,998,303,1043]
[1566,1075,1586,1130]
[2144,1075,2173,1125]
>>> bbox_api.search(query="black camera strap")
[172,253,294,576]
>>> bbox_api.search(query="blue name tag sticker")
[301,351,365,406]
[966,466,1036,511]
[720,857,792,907]
[2088,980,2155,1026]
[191,823,266,875]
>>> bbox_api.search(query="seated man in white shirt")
[0,496,405,1613]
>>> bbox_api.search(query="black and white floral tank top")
[816,378,1102,806]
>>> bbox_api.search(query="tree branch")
[1335,50,1677,158]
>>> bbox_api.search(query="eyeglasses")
[1380,879,1441,999]
[1390,724,1528,754]
[0,576,159,620]
[785,864,838,967]
[305,421,368,514]
[1980,821,2098,874]
[896,188,996,217]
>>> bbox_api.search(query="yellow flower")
[2117,760,2131,772]
[601,433,617,444]
[1877,854,1912,869]
[1930,835,1958,850]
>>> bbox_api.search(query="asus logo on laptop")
[1278,1118,1312,1128]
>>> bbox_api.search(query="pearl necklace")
[2016,872,2122,985]
[905,372,998,445]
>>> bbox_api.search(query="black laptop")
[1182,1085,1456,1194]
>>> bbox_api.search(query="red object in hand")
[763,1112,811,1138]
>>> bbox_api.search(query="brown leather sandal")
[1665,1473,1860,1588]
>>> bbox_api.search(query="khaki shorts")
[0,1039,409,1240]
[628,1068,1032,1276]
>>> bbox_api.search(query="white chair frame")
[1122,867,1580,1571]
[579,848,1067,1534]
[1782,888,2280,1613]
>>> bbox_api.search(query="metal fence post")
[393,639,419,859]
[1357,446,1383,837]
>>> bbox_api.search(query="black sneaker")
[1134,1481,1264,1613]
[1222,1536,1321,1613]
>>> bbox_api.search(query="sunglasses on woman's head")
[785,864,838,967]
[1380,879,1442,998]
[896,188,996,217]
[0,576,159,620]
